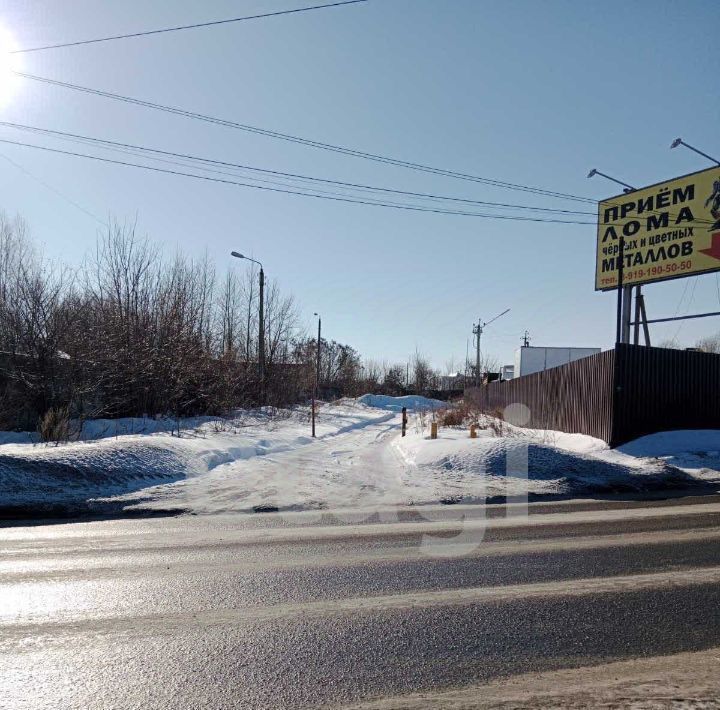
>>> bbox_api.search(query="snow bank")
[617,429,720,459]
[0,403,394,514]
[356,394,447,412]
[393,424,720,502]
[3,399,720,517]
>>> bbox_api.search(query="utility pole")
[312,313,321,438]
[258,264,265,396]
[230,251,265,400]
[473,321,481,386]
[464,338,469,383]
[472,309,510,385]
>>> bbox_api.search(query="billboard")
[595,165,720,291]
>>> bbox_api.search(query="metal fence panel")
[466,349,615,442]
[466,344,720,447]
[613,343,720,445]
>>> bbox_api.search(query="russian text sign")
[595,166,720,291]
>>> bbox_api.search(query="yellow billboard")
[595,165,720,291]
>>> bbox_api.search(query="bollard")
[401,406,408,437]
[470,424,478,439]
[430,422,438,439]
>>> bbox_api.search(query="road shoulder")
[344,647,720,709]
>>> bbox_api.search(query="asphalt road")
[3,495,720,709]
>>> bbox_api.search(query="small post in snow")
[401,407,408,437]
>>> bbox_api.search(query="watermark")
[252,402,535,558]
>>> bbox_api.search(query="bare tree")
[383,364,406,395]
[0,214,368,428]
[695,333,720,354]
[411,350,438,392]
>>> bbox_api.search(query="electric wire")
[0,122,596,216]
[0,137,597,224]
[14,71,597,205]
[10,1,368,54]
[0,151,108,226]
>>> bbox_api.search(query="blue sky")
[0,0,718,371]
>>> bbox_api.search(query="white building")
[499,364,515,381]
[514,346,601,378]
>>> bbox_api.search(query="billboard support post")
[621,284,633,344]
[639,294,651,346]
[633,286,641,345]
[615,234,625,344]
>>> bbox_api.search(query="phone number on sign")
[624,260,693,282]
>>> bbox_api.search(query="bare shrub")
[485,408,506,437]
[210,417,230,433]
[438,408,464,426]
[439,400,484,427]
[695,333,720,354]
[37,406,71,445]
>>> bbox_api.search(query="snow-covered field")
[1,397,719,516]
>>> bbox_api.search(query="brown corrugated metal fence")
[466,344,720,447]
[613,343,720,445]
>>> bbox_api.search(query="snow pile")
[0,403,394,514]
[356,394,447,412]
[393,424,719,503]
[616,430,720,466]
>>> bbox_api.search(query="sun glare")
[0,24,21,108]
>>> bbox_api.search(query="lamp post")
[312,313,321,437]
[588,169,637,345]
[587,168,635,193]
[230,251,265,401]
[670,138,720,166]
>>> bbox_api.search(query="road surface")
[3,495,720,708]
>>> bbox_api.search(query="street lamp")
[230,251,265,401]
[587,168,635,193]
[588,169,637,345]
[670,138,720,166]
[311,313,321,438]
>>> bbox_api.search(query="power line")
[0,151,108,226]
[14,71,596,205]
[32,120,704,223]
[10,1,368,54]
[0,121,595,216]
[673,276,699,341]
[0,137,597,224]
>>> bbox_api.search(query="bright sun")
[0,25,21,107]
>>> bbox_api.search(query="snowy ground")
[393,421,720,503]
[1,397,719,516]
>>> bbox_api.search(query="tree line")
[0,214,446,431]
